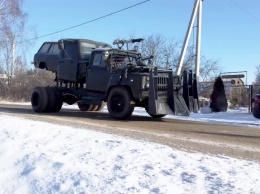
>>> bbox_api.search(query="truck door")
[45,43,59,72]
[86,51,110,92]
[58,41,79,82]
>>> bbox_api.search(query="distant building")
[223,78,244,98]
[198,78,245,99]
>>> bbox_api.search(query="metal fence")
[227,85,253,112]
[199,83,258,112]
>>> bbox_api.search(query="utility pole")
[176,0,202,82]
[195,0,202,83]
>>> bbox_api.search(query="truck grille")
[157,73,168,92]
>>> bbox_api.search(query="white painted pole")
[176,0,200,75]
[195,0,202,83]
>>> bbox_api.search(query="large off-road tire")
[107,87,134,119]
[31,87,48,112]
[77,102,94,111]
[46,87,62,112]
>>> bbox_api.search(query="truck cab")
[57,39,153,100]
[57,39,111,84]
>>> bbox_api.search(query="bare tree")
[0,0,35,77]
[140,34,166,67]
[137,34,181,71]
[139,34,220,82]
[177,45,197,75]
[200,57,221,82]
[5,69,55,101]
[162,39,179,70]
[0,0,38,100]
[253,64,260,85]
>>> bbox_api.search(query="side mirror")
[58,40,64,51]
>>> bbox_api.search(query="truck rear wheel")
[31,87,48,112]
[46,87,62,112]
[107,87,134,119]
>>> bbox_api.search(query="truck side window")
[93,53,102,66]
[52,44,60,54]
[49,43,59,54]
[64,43,76,58]
[38,43,51,53]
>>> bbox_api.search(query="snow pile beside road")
[0,115,259,193]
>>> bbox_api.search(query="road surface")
[1,103,260,162]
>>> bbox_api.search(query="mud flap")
[183,70,199,113]
[148,98,174,115]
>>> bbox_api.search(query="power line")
[229,0,260,25]
[18,0,150,44]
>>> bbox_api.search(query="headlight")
[142,76,149,90]
[144,83,149,90]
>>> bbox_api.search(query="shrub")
[209,76,228,112]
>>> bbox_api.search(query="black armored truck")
[31,38,198,119]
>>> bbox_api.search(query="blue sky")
[22,0,260,84]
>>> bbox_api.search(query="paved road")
[1,103,260,162]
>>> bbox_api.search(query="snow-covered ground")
[123,106,260,128]
[0,102,260,193]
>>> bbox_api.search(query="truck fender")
[105,74,134,101]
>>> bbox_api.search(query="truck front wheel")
[31,87,48,112]
[107,87,134,119]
